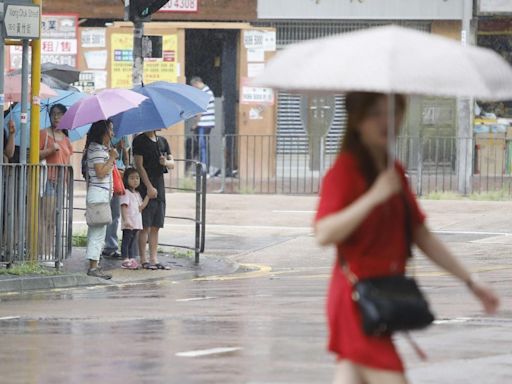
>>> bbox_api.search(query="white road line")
[272,210,315,213]
[433,230,512,236]
[71,221,512,236]
[0,316,20,320]
[176,296,216,302]
[434,317,472,325]
[175,347,243,357]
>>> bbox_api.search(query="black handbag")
[342,195,435,336]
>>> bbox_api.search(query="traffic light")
[129,0,169,21]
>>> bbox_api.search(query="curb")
[0,255,240,294]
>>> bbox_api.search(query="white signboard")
[244,30,276,52]
[81,29,106,48]
[4,5,41,39]
[241,81,274,105]
[159,0,198,12]
[478,0,512,13]
[42,14,77,39]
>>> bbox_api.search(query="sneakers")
[102,250,122,259]
[87,267,112,280]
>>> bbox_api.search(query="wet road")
[1,197,512,383]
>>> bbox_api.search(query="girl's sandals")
[122,259,140,270]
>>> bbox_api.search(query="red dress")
[315,152,426,372]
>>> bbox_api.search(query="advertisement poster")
[111,33,179,88]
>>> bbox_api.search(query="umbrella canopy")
[10,63,80,85]
[254,25,512,100]
[41,74,79,91]
[5,89,90,146]
[58,88,147,130]
[4,74,57,102]
[110,81,210,138]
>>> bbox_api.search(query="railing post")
[416,136,423,196]
[194,161,207,264]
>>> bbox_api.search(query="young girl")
[120,168,149,270]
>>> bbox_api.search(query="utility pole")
[457,0,474,195]
[127,0,169,87]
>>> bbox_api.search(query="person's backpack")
[81,149,88,180]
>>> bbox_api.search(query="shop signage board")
[159,0,198,13]
[8,13,78,70]
[3,3,41,39]
[110,32,179,88]
[478,0,512,14]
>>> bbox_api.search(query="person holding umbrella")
[314,92,499,384]
[133,130,173,270]
[84,120,118,279]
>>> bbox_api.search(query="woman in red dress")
[314,92,499,384]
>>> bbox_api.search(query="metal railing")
[0,164,74,267]
[160,160,206,264]
[163,134,512,196]
[72,158,207,264]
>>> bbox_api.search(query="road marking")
[433,230,512,236]
[272,210,315,213]
[176,296,216,302]
[434,317,471,325]
[0,316,20,320]
[176,347,242,357]
[193,263,272,282]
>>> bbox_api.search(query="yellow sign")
[110,33,178,88]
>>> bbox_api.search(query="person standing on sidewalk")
[84,120,118,280]
[133,131,174,270]
[190,76,215,174]
[314,92,499,384]
[102,135,130,259]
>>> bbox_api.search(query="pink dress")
[119,189,143,230]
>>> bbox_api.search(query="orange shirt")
[40,129,73,182]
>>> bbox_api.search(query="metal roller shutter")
[255,20,431,154]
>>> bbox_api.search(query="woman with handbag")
[84,119,118,280]
[314,92,499,384]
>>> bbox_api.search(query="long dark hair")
[49,103,69,137]
[341,92,406,186]
[122,167,140,191]
[84,119,112,150]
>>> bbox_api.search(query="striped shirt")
[198,85,215,128]
[87,142,111,190]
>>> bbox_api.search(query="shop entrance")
[185,29,238,176]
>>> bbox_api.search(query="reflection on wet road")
[0,273,331,384]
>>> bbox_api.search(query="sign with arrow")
[3,3,40,39]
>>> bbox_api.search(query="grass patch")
[0,262,61,276]
[72,230,88,247]
[423,191,463,200]
[423,189,512,201]
[469,189,511,201]
[178,177,196,191]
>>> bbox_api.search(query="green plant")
[469,189,512,201]
[422,191,463,200]
[72,230,88,247]
[0,262,61,276]
[178,177,196,191]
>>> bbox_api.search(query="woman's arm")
[5,121,15,159]
[315,168,402,246]
[414,224,499,314]
[93,148,118,179]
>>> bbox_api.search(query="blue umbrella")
[5,89,89,147]
[110,81,210,138]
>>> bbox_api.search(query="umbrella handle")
[387,93,396,169]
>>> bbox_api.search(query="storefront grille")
[254,20,431,154]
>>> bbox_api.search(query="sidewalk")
[0,248,239,294]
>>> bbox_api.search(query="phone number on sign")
[160,0,198,12]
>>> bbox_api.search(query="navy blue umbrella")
[110,81,210,138]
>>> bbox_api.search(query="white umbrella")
[254,25,512,100]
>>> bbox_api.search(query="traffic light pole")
[132,19,144,87]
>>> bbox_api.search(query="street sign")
[3,3,40,39]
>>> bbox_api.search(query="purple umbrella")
[58,88,147,130]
